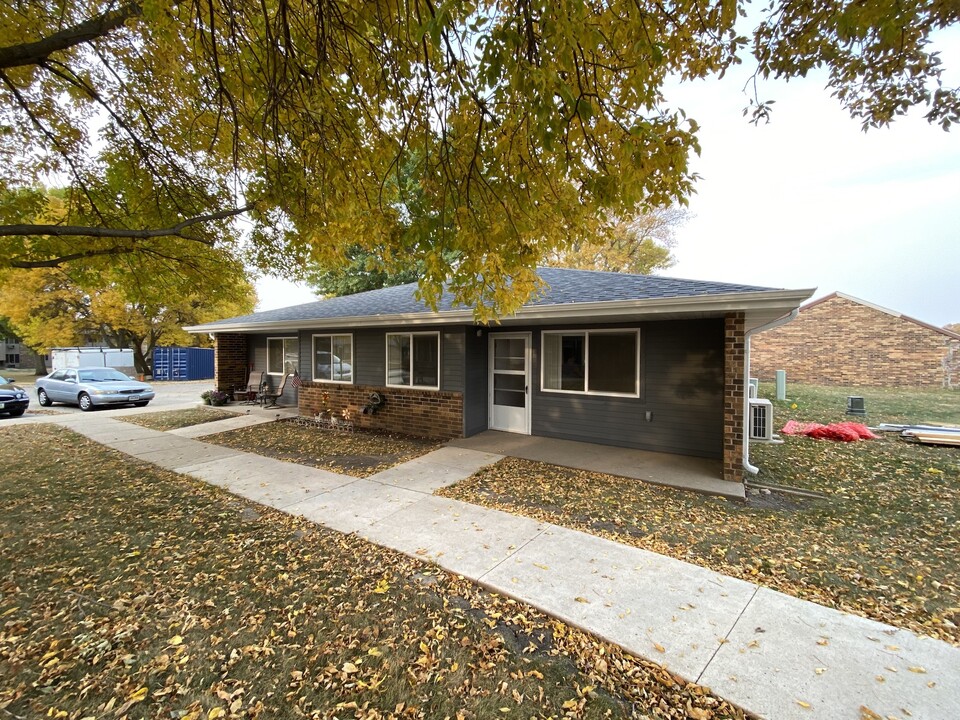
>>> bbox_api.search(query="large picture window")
[542,330,639,396]
[267,337,299,376]
[313,334,353,383]
[386,332,440,389]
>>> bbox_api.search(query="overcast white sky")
[255,32,960,328]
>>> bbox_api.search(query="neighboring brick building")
[751,292,960,388]
[1,336,45,371]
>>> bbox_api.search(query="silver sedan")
[36,367,155,411]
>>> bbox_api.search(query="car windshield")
[78,368,132,383]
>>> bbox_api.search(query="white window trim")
[311,333,354,384]
[385,331,441,390]
[266,336,299,376]
[540,329,640,398]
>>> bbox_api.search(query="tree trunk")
[34,353,47,376]
[130,339,149,376]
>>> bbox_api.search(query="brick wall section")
[751,296,960,388]
[214,333,249,393]
[723,313,745,484]
[299,383,464,440]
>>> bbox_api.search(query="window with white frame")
[313,334,353,383]
[267,337,299,375]
[386,332,439,389]
[542,330,639,396]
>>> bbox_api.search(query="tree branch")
[0,3,143,70]
[3,204,253,268]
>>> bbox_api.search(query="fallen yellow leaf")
[128,687,148,703]
[796,699,811,709]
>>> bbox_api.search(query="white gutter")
[742,308,800,476]
[185,288,816,334]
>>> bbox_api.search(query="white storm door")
[489,333,530,434]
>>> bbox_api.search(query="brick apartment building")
[751,292,960,388]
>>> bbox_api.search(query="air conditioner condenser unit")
[748,398,774,441]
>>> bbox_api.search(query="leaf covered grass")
[0,424,746,720]
[439,386,960,646]
[203,421,444,478]
[119,407,237,432]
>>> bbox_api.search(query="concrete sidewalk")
[48,414,960,720]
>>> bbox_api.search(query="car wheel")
[37,388,52,406]
[7,408,25,417]
[78,392,94,411]
[133,401,149,407]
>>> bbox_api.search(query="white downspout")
[743,309,799,475]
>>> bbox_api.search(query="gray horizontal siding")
[442,330,465,392]
[529,319,724,458]
[245,332,299,406]
[463,329,488,436]
[251,325,466,392]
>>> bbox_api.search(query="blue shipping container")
[152,347,215,381]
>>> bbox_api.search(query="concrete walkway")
[43,413,960,720]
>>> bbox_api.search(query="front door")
[489,333,530,434]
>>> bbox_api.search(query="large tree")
[544,207,688,275]
[0,262,256,375]
[1,1,956,318]
[0,167,256,375]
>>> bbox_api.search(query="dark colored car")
[36,367,155,411]
[0,376,30,417]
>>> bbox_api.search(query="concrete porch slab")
[699,587,960,720]
[449,431,743,498]
[481,526,757,682]
[361,495,547,579]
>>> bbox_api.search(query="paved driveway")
[3,379,211,420]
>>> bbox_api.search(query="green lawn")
[0,424,745,719]
[759,381,960,427]
[440,384,960,645]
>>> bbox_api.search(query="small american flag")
[291,372,303,388]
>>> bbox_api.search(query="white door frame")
[488,331,532,434]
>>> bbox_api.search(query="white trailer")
[50,347,136,372]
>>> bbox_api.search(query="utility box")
[847,396,866,416]
[153,347,214,381]
[51,347,135,373]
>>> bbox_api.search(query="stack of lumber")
[880,423,960,447]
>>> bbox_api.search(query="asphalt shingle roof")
[197,267,776,328]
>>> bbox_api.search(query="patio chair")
[259,372,290,408]
[235,371,264,405]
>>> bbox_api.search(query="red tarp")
[781,420,878,442]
